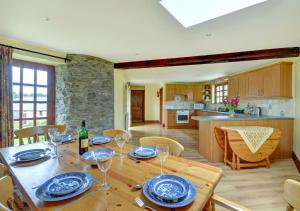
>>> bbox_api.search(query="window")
[214,83,228,104]
[12,60,55,144]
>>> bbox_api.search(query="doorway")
[130,90,145,123]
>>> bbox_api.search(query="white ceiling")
[0,0,299,83]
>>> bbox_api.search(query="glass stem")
[160,160,163,175]
[55,144,58,156]
[103,172,107,186]
[120,147,123,156]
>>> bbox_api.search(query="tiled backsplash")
[165,101,200,110]
[207,99,295,117]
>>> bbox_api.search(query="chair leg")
[237,156,240,170]
[231,153,236,170]
[266,157,271,168]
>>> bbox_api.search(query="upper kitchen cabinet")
[228,74,249,99]
[175,84,188,95]
[263,62,292,98]
[165,84,204,101]
[248,70,264,98]
[229,62,292,99]
[166,84,176,101]
[193,84,204,101]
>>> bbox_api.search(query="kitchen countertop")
[191,114,294,121]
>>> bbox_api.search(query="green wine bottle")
[79,120,88,155]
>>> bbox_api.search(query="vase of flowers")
[223,96,240,117]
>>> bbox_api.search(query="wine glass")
[48,128,58,156]
[156,144,169,175]
[115,134,127,158]
[51,132,62,158]
[94,152,113,190]
[48,128,58,145]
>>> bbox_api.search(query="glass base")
[117,153,126,159]
[99,183,111,191]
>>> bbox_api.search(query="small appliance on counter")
[193,103,205,110]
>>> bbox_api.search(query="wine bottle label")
[81,138,88,148]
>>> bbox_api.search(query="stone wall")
[55,54,114,135]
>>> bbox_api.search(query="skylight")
[160,0,267,28]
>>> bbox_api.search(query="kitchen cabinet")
[175,84,188,95]
[165,84,204,101]
[167,110,198,129]
[263,63,292,98]
[229,62,292,99]
[228,74,249,99]
[228,76,239,99]
[193,84,204,101]
[248,69,264,98]
[166,84,176,101]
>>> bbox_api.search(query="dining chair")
[102,129,132,140]
[0,163,7,178]
[44,124,66,140]
[14,126,44,145]
[283,179,300,210]
[0,176,15,211]
[211,194,251,211]
[139,136,184,156]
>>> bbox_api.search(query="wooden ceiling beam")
[114,47,300,69]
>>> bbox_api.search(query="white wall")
[294,59,300,159]
[145,84,161,121]
[114,69,128,129]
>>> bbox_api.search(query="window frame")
[12,59,55,130]
[214,82,228,104]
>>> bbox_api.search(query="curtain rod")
[0,43,70,62]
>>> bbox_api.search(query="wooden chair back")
[139,136,184,157]
[283,179,300,210]
[0,176,13,209]
[102,129,132,140]
[44,125,66,140]
[14,126,44,145]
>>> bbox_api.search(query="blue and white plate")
[81,148,115,165]
[91,136,112,145]
[58,134,73,143]
[148,175,189,202]
[46,176,83,196]
[35,172,95,201]
[143,175,197,208]
[13,148,50,162]
[128,146,157,159]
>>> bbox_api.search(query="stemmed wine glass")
[115,134,128,158]
[156,144,169,175]
[48,128,58,157]
[93,151,113,190]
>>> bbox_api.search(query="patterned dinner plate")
[81,148,115,165]
[35,172,95,201]
[13,148,51,162]
[148,175,189,202]
[46,176,83,196]
[58,134,73,143]
[128,146,157,159]
[143,175,197,208]
[91,136,112,145]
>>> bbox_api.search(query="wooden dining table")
[0,140,223,211]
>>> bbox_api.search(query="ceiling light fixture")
[160,0,268,28]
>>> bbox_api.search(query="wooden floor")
[129,123,300,211]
